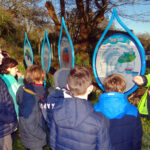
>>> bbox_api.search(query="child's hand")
[16,72,23,78]
[133,75,144,85]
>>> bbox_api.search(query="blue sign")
[93,8,146,96]
[41,29,51,88]
[23,32,33,66]
[58,17,75,68]
[41,29,51,74]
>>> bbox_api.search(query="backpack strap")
[23,86,46,102]
[23,86,36,95]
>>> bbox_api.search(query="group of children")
[0,48,149,150]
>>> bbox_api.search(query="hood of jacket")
[94,92,138,119]
[49,93,94,128]
[17,84,46,118]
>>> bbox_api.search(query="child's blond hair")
[24,65,45,84]
[67,66,92,96]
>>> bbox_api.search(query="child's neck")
[34,81,43,86]
[75,94,88,100]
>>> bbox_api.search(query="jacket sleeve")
[0,79,16,123]
[97,116,112,150]
[16,88,20,104]
[132,113,143,150]
[145,75,150,87]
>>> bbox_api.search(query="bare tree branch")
[45,1,61,34]
[45,1,60,25]
[86,0,90,13]
[95,0,102,9]
[60,0,65,18]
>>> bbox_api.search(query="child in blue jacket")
[94,74,143,150]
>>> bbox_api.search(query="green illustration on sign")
[118,51,136,63]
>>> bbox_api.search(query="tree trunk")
[45,0,107,63]
[51,43,53,60]
[38,42,40,54]
[45,2,61,36]
[60,0,65,18]
[0,0,3,7]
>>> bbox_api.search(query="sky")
[111,1,150,35]
[42,0,150,35]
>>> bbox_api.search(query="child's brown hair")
[103,74,126,93]
[0,58,18,74]
[67,66,92,96]
[24,65,46,84]
[2,51,10,58]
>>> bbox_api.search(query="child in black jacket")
[16,65,47,150]
[41,66,112,150]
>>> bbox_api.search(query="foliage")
[46,73,54,89]
[0,0,51,28]
[88,90,101,105]
[45,0,150,53]
[138,33,150,50]
[141,118,150,150]
[0,0,53,55]
[146,67,150,74]
[75,53,82,65]
[75,53,90,66]
[45,0,110,53]
[0,8,16,42]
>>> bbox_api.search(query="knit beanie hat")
[54,68,71,89]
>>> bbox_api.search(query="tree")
[45,0,150,60]
[0,0,51,30]
[0,0,53,53]
[45,0,108,60]
[0,7,16,42]
[138,33,150,50]
[45,0,150,61]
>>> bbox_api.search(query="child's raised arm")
[133,75,144,85]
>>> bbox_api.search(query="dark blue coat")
[0,78,17,138]
[94,92,143,150]
[45,91,112,150]
[16,84,47,149]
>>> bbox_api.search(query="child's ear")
[66,84,70,91]
[87,85,93,95]
[7,68,11,74]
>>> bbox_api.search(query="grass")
[13,130,50,150]
[141,118,150,150]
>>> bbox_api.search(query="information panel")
[41,30,51,74]
[58,17,75,68]
[24,32,33,66]
[95,34,143,93]
[60,36,72,68]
